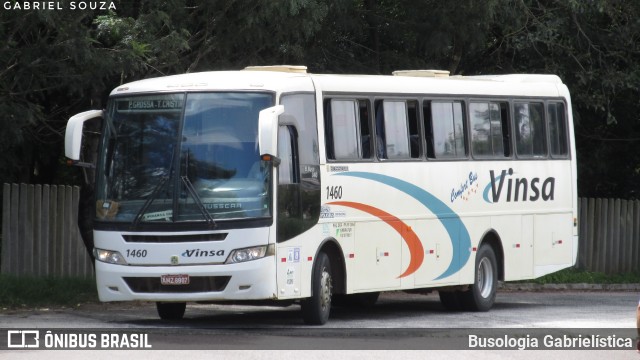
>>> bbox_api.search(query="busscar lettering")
[488,168,555,203]
[204,202,242,210]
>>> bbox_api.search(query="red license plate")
[161,274,190,285]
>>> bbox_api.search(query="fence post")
[48,185,58,276]
[1,184,11,275]
[55,185,66,277]
[33,184,42,276]
[634,200,640,273]
[611,199,621,274]
[41,184,51,277]
[586,198,596,271]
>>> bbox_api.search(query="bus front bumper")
[94,257,277,302]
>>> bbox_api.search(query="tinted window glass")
[515,102,546,157]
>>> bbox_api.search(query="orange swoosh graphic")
[328,201,424,278]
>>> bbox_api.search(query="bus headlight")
[225,244,274,264]
[94,248,128,265]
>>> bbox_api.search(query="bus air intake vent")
[122,233,227,243]
[123,276,231,293]
[392,69,450,77]
[243,65,307,73]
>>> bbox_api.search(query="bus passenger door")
[276,125,303,298]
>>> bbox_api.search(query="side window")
[325,99,370,160]
[470,101,510,158]
[278,125,298,184]
[407,101,420,158]
[358,100,372,159]
[514,102,546,157]
[547,102,569,157]
[375,100,416,160]
[425,101,466,159]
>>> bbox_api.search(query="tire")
[301,252,333,325]
[156,302,186,320]
[438,290,464,311]
[460,244,498,311]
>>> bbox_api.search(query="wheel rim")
[319,267,332,311]
[477,257,494,299]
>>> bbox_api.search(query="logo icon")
[7,330,40,348]
[170,256,179,265]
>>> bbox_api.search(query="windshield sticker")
[142,210,173,222]
[96,200,119,220]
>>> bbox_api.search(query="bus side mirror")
[65,110,103,162]
[258,105,285,159]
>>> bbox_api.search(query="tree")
[1,1,639,199]
[471,0,640,198]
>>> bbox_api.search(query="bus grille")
[122,233,227,243]
[123,276,231,293]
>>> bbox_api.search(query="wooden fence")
[578,198,640,274]
[1,183,93,278]
[0,182,639,278]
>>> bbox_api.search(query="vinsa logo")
[181,249,225,258]
[483,168,555,204]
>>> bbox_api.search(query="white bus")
[65,65,577,325]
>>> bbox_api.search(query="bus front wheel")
[156,302,186,320]
[460,244,498,311]
[301,252,333,325]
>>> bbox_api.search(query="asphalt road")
[1,290,638,359]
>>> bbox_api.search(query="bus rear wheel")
[156,302,186,320]
[460,244,498,311]
[301,252,333,325]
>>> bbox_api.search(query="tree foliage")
[1,0,639,198]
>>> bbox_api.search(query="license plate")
[161,274,190,285]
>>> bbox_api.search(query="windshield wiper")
[133,175,169,226]
[181,175,216,227]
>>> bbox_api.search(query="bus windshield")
[95,92,274,225]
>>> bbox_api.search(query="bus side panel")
[352,221,402,291]
[533,213,574,270]
[492,215,534,281]
[411,218,460,287]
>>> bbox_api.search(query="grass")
[0,274,98,308]
[527,267,640,284]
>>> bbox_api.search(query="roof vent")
[243,65,307,73]
[392,69,450,78]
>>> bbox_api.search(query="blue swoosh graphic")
[335,172,471,280]
[482,174,503,203]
